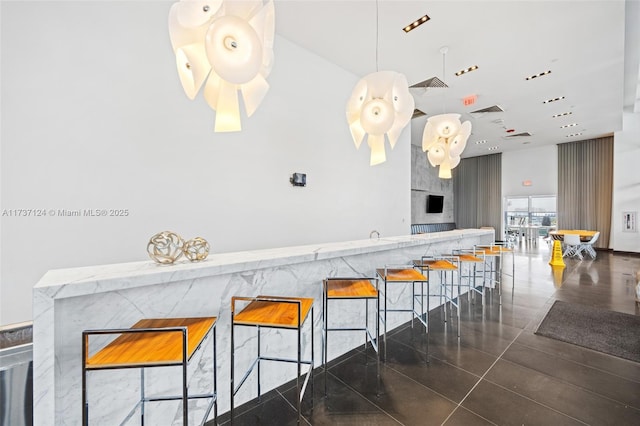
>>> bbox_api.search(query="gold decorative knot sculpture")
[147,231,185,264]
[183,237,210,262]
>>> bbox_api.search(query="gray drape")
[557,136,613,249]
[453,154,502,236]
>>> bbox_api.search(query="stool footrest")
[258,356,313,365]
[146,392,216,402]
[325,327,369,332]
[380,309,428,328]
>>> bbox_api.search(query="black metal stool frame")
[377,265,429,362]
[322,277,380,395]
[413,256,461,338]
[452,248,486,305]
[230,296,314,425]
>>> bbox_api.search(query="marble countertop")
[34,229,490,299]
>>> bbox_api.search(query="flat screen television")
[426,195,444,213]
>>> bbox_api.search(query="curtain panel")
[453,154,502,237]
[557,136,613,249]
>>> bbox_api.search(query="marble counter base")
[33,230,493,425]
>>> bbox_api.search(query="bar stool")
[376,265,428,362]
[475,245,502,303]
[492,243,515,288]
[476,243,515,304]
[412,256,460,337]
[230,295,314,424]
[322,278,380,395]
[451,249,486,305]
[82,317,217,426]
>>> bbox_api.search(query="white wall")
[611,112,640,252]
[0,1,411,325]
[502,145,558,197]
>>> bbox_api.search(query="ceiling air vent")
[470,105,504,114]
[412,109,426,119]
[409,77,448,89]
[505,132,532,137]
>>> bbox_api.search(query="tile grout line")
[513,338,640,385]
[274,388,313,426]
[483,355,640,416]
[440,327,526,424]
[326,370,405,425]
[441,285,593,426]
[439,276,561,424]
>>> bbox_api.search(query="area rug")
[535,300,640,363]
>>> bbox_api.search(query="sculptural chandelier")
[421,47,471,178]
[168,0,275,132]
[347,72,414,166]
[345,1,414,166]
[422,113,471,178]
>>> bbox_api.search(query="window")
[530,196,556,226]
[505,195,557,237]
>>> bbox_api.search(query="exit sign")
[463,95,477,106]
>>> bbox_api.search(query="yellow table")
[550,230,597,241]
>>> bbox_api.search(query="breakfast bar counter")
[33,229,493,425]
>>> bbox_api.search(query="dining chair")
[579,232,600,259]
[562,234,583,260]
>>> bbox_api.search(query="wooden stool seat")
[326,279,378,299]
[86,317,216,368]
[82,316,217,425]
[233,296,313,328]
[486,246,513,253]
[412,259,458,271]
[376,268,427,281]
[475,247,502,256]
[452,253,483,263]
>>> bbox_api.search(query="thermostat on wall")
[290,173,306,187]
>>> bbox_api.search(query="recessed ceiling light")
[455,65,479,76]
[525,70,552,80]
[403,14,430,33]
[566,133,582,138]
[488,146,499,151]
[475,140,487,144]
[560,123,578,128]
[543,96,564,104]
[552,111,572,118]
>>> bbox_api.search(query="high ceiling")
[275,0,639,158]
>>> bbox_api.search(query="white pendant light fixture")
[345,1,414,166]
[347,71,415,166]
[421,47,471,178]
[168,0,275,132]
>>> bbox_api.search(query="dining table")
[549,229,598,241]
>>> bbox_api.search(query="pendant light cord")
[375,0,379,72]
[441,48,447,114]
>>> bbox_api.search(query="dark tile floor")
[210,244,640,425]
